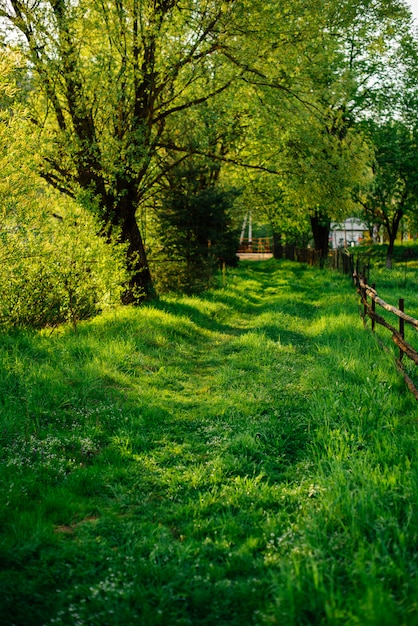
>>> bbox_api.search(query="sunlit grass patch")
[1,259,418,625]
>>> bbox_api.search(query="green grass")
[1,259,418,625]
[353,242,418,317]
[352,244,418,387]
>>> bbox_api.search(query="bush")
[0,52,128,330]
[0,197,129,330]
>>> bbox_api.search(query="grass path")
[1,260,418,625]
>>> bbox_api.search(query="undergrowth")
[0,259,417,625]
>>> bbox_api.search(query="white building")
[330,218,368,249]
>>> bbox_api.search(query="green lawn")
[1,259,418,625]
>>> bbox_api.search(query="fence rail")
[353,271,418,400]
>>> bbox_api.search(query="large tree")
[0,0,248,300]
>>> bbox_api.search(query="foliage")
[0,201,129,330]
[358,121,418,266]
[1,260,418,624]
[0,49,129,329]
[151,162,239,293]
[0,0,418,298]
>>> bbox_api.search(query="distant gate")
[238,237,273,254]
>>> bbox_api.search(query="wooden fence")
[245,243,418,398]
[330,248,355,274]
[238,237,273,254]
[238,245,363,269]
[353,271,418,400]
[278,246,366,271]
[271,245,323,265]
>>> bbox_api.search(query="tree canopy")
[0,0,251,298]
[1,0,418,311]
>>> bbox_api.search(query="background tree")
[152,159,239,293]
[226,0,415,259]
[235,169,312,259]
[359,120,418,267]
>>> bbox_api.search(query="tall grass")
[355,242,418,314]
[357,248,418,387]
[1,259,417,625]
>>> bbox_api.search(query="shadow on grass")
[0,258,356,626]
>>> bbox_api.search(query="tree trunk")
[107,187,153,302]
[121,217,153,303]
[384,207,403,269]
[310,211,330,267]
[272,231,282,259]
[386,239,395,269]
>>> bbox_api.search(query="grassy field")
[1,259,418,625]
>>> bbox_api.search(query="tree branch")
[221,46,326,120]
[155,141,283,175]
[39,171,75,198]
[152,78,234,124]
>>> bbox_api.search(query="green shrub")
[151,163,239,293]
[0,52,128,330]
[0,197,128,330]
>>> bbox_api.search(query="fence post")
[362,265,370,284]
[371,283,376,332]
[399,298,405,361]
[363,275,367,322]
